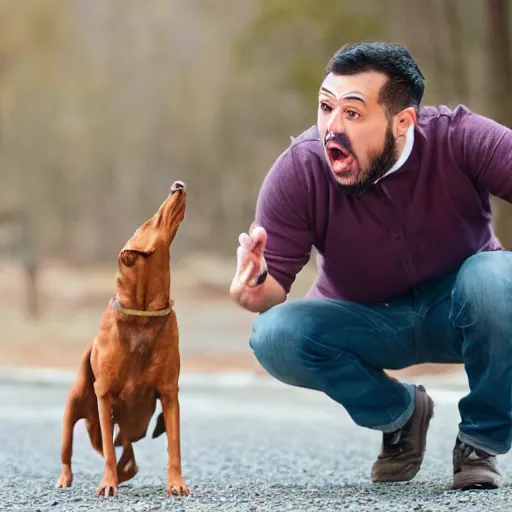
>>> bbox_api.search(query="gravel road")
[0,375,511,512]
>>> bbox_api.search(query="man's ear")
[393,107,417,138]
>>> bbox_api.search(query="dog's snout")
[170,181,185,193]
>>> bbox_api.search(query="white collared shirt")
[374,123,415,184]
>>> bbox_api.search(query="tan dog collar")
[111,295,173,317]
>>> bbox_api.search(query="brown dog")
[56,181,189,497]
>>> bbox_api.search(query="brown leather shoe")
[371,385,434,483]
[452,438,501,490]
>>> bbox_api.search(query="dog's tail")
[152,412,166,438]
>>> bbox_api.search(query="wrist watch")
[255,269,268,285]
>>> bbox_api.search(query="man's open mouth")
[327,141,349,160]
[326,141,355,174]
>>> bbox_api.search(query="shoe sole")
[453,470,502,490]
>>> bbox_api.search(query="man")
[229,41,512,490]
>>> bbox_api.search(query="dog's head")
[117,181,186,286]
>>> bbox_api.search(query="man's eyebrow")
[341,93,366,103]
[319,86,336,97]
[318,89,367,103]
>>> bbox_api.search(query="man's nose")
[326,108,344,134]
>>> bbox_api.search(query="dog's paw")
[56,469,73,488]
[167,476,190,497]
[95,475,118,497]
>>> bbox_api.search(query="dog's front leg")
[160,387,189,496]
[94,391,118,497]
[56,393,79,488]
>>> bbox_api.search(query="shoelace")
[384,428,404,446]
[384,417,415,447]
[384,385,427,448]
[458,442,491,461]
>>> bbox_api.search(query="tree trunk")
[445,0,470,105]
[487,0,512,249]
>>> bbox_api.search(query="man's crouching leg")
[249,298,434,483]
[449,250,512,490]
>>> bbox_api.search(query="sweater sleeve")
[449,105,512,202]
[254,144,315,294]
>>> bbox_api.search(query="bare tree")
[487,0,512,249]
[445,0,470,105]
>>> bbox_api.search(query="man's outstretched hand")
[236,225,268,288]
[229,224,286,313]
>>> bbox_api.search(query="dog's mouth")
[170,192,186,220]
[170,181,185,194]
[160,181,186,228]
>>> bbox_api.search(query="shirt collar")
[374,123,415,184]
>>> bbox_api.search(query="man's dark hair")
[325,42,425,116]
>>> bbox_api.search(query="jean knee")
[451,250,512,328]
[249,301,320,385]
[250,301,304,359]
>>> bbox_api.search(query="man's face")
[317,71,399,195]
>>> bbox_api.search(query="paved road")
[1,375,511,511]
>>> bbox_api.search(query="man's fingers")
[239,259,256,285]
[250,227,267,257]
[249,221,259,234]
[236,246,245,273]
[239,226,267,254]
[238,232,252,250]
[235,226,267,287]
[250,225,266,240]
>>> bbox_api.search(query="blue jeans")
[249,251,512,455]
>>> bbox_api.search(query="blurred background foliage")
[1,0,512,267]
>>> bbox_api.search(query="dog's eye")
[120,250,137,267]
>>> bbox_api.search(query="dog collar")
[111,295,173,317]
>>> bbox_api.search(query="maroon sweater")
[255,105,512,303]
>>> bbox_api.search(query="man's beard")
[325,125,398,196]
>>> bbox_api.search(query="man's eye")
[345,110,360,119]
[320,102,333,113]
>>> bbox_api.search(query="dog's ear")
[121,227,158,260]
[119,250,138,267]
